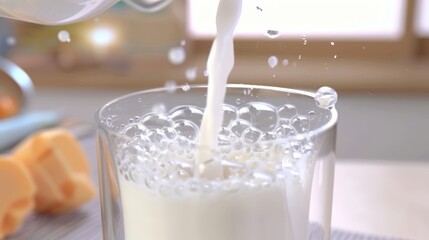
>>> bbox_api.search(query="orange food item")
[0,156,35,239]
[0,95,19,119]
[13,129,95,214]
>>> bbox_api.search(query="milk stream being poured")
[196,0,243,179]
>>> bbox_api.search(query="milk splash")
[196,0,243,178]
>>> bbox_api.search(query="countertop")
[332,160,429,240]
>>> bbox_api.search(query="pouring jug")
[0,0,172,25]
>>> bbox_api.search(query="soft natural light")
[415,0,429,36]
[89,26,116,47]
[187,0,407,40]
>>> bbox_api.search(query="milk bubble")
[315,86,338,109]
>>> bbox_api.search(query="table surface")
[332,160,429,240]
[5,88,429,239]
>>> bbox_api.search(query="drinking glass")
[96,84,338,240]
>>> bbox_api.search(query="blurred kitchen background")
[1,0,428,161]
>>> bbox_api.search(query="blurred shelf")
[7,52,429,92]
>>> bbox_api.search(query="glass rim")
[95,84,338,137]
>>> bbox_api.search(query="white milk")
[120,170,313,240]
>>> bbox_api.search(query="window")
[188,0,406,40]
[415,0,429,36]
[187,0,417,60]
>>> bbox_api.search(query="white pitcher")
[0,0,172,25]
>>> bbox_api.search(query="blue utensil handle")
[0,111,60,152]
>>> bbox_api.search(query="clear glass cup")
[96,84,338,240]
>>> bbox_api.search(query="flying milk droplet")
[330,41,335,46]
[315,86,338,109]
[168,46,186,65]
[266,30,280,39]
[58,30,71,42]
[185,67,198,81]
[282,59,289,66]
[268,56,278,68]
[302,36,308,45]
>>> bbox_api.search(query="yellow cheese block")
[13,129,95,214]
[0,156,35,239]
[0,95,19,119]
